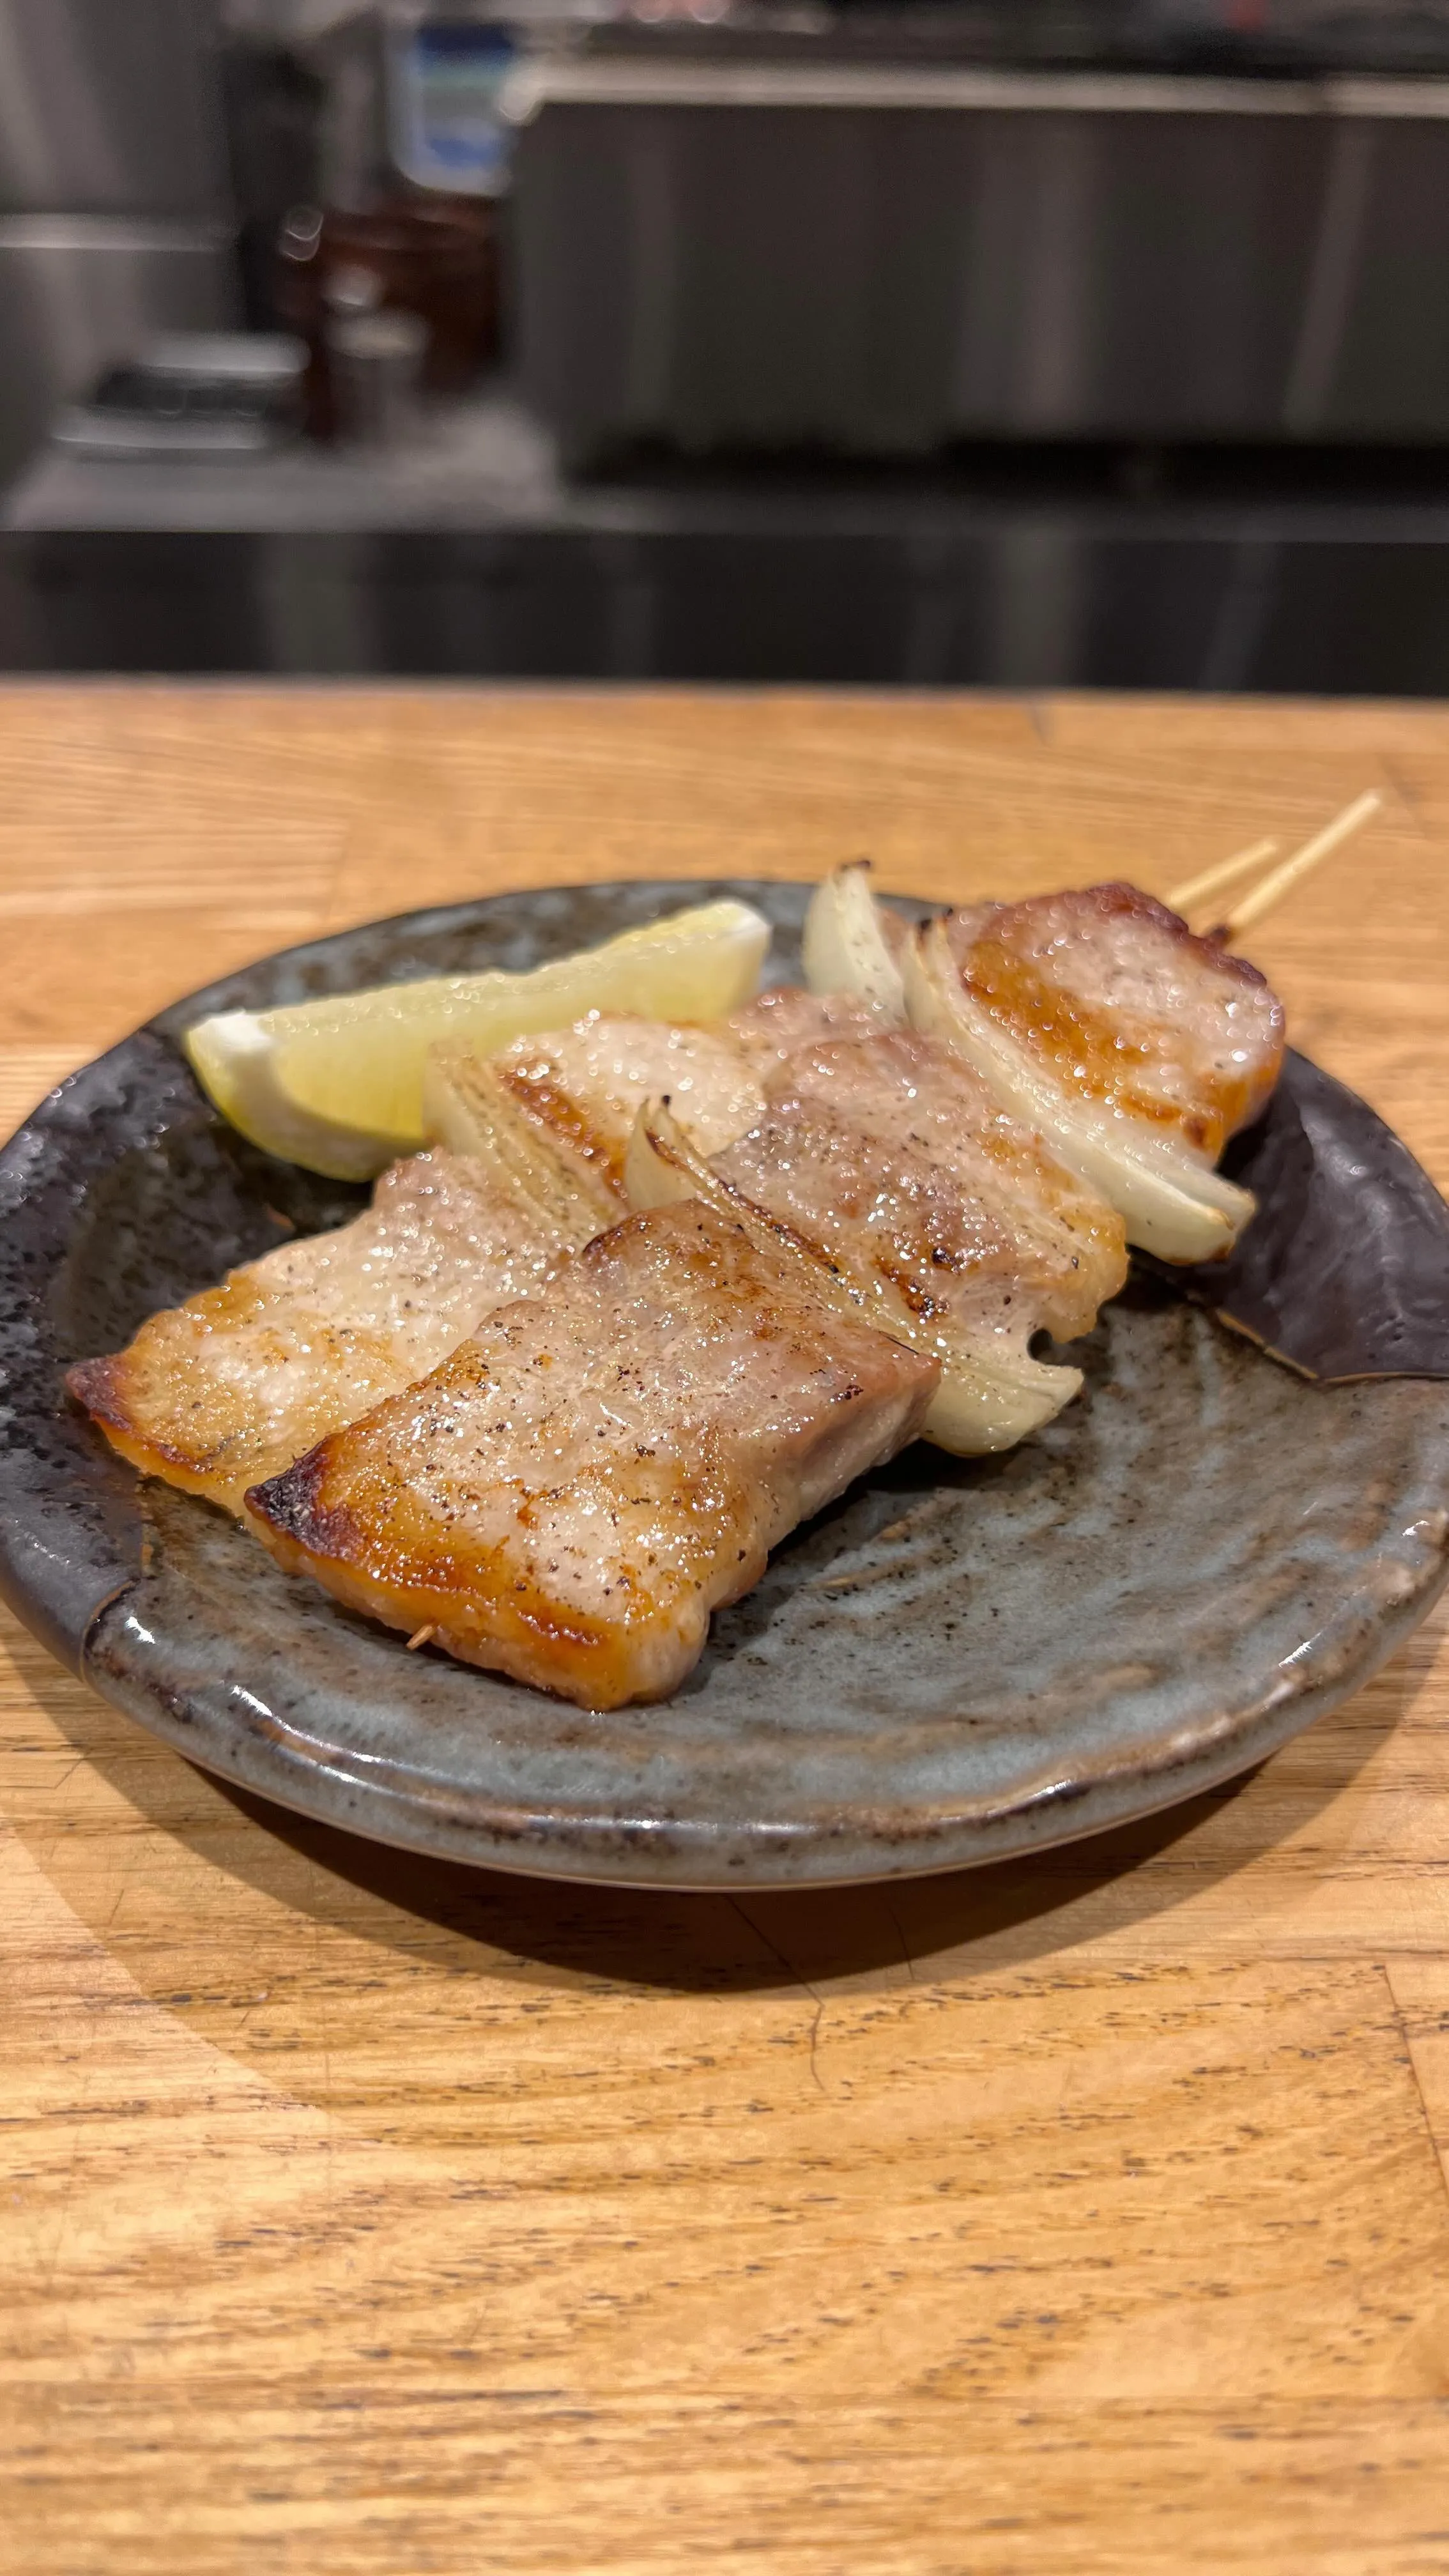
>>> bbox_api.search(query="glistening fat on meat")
[246,1200,939,1710]
[67,1149,599,1515]
[627,1030,1128,1453]
[427,988,891,1206]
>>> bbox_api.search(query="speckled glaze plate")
[3,878,1448,1890]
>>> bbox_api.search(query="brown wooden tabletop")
[3,686,1449,2574]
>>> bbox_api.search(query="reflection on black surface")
[8,493,1449,695]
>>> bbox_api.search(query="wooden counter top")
[3,686,1448,2572]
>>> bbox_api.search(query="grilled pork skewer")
[433,986,1129,1453]
[68,1149,602,1515]
[804,866,1285,1262]
[247,1200,938,1710]
[626,1030,1128,1454]
[66,984,1046,1526]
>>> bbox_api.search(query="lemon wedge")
[185,898,771,1179]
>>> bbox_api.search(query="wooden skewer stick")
[1223,790,1382,939]
[1165,836,1279,916]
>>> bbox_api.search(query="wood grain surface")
[3,685,1449,2574]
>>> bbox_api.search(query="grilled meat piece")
[247,1200,938,1709]
[486,991,886,1204]
[726,1030,1127,1346]
[489,1015,765,1202]
[901,885,1284,1261]
[68,1150,588,1515]
[633,1031,1127,1453]
[728,985,889,1068]
[940,884,1284,1160]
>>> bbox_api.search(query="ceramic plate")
[3,878,1448,1889]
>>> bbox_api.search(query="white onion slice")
[423,1043,619,1237]
[801,862,907,1023]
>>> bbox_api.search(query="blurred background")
[6,1,1449,689]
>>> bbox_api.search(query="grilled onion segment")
[903,921,1254,1262]
[424,1042,620,1236]
[807,866,1255,1262]
[625,1100,1082,1457]
[801,862,908,1025]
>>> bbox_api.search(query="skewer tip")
[1223,788,1383,939]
